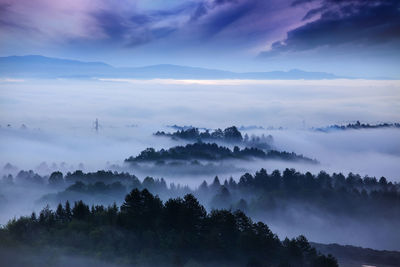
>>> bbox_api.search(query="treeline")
[4,168,399,220]
[39,175,183,205]
[39,180,128,205]
[204,168,400,219]
[1,169,186,197]
[1,170,139,186]
[315,121,400,132]
[155,126,244,142]
[0,189,337,267]
[125,142,317,164]
[155,126,273,150]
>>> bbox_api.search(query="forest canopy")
[315,121,400,132]
[0,189,338,267]
[124,142,317,164]
[155,126,273,150]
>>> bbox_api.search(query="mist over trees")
[0,189,338,267]
[315,121,400,132]
[3,167,399,226]
[206,168,400,220]
[155,126,274,150]
[1,123,399,265]
[155,126,244,142]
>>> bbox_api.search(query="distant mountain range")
[0,55,349,80]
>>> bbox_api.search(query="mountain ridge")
[0,55,352,80]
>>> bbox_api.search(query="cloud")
[92,11,130,41]
[0,0,301,51]
[191,0,256,37]
[0,2,41,35]
[260,0,400,56]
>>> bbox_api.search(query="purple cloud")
[4,0,396,63]
[0,0,305,51]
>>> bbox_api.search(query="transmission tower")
[94,118,99,133]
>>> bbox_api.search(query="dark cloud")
[0,0,286,51]
[190,0,240,22]
[124,27,176,48]
[151,27,176,39]
[0,3,9,15]
[199,2,255,36]
[130,14,152,25]
[188,0,275,39]
[215,0,239,5]
[191,2,209,21]
[92,11,130,40]
[292,0,371,7]
[0,4,16,30]
[261,0,400,56]
[90,4,184,47]
[83,0,302,52]
[150,2,198,17]
[0,3,41,34]
[88,0,260,47]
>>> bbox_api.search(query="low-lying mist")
[1,78,400,253]
[1,125,399,182]
[1,79,399,180]
[1,167,399,251]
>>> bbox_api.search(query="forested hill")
[208,168,400,219]
[0,189,338,267]
[7,168,399,222]
[155,126,273,150]
[125,142,317,163]
[3,168,400,257]
[315,121,400,132]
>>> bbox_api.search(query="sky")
[0,0,399,77]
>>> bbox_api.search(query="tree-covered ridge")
[155,126,273,150]
[6,167,399,221]
[38,175,183,205]
[1,169,187,196]
[315,121,400,132]
[63,170,138,185]
[2,169,140,186]
[155,126,244,142]
[125,142,317,164]
[205,168,400,219]
[0,189,338,267]
[39,180,128,205]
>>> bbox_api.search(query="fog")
[0,247,130,267]
[1,78,400,252]
[1,78,399,180]
[254,204,400,251]
[1,79,399,130]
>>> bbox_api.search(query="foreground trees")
[0,189,337,267]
